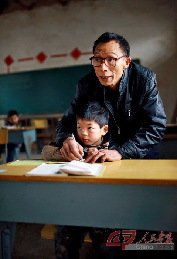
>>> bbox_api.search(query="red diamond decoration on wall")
[4,55,14,66]
[36,52,47,63]
[71,48,82,59]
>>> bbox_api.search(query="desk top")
[0,160,177,185]
[1,126,35,131]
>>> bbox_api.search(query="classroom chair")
[30,119,51,152]
[41,224,92,242]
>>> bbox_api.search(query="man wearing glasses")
[57,32,166,163]
[54,32,166,258]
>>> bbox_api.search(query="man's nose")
[99,61,108,70]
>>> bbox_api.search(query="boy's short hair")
[7,110,19,118]
[76,101,109,128]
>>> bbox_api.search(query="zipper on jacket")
[128,109,131,117]
[104,90,121,135]
[104,101,121,135]
[118,126,120,135]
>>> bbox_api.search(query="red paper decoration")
[36,52,47,63]
[4,55,14,66]
[70,48,82,59]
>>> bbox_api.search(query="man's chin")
[99,80,114,88]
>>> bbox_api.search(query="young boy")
[41,101,110,161]
[6,110,22,162]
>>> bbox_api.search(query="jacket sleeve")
[110,76,167,158]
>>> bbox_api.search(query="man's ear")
[101,125,108,136]
[123,57,131,69]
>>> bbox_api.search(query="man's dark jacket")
[56,62,166,159]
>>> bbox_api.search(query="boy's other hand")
[60,137,83,161]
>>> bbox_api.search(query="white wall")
[0,0,177,122]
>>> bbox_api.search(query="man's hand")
[87,147,98,155]
[60,137,84,161]
[84,149,122,163]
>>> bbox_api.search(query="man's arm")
[55,83,86,160]
[55,71,102,161]
[113,78,166,159]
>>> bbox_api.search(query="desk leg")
[0,222,16,259]
[23,130,36,159]
[14,147,20,160]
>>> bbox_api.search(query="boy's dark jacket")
[56,62,166,159]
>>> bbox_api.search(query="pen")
[72,133,85,161]
[45,162,67,164]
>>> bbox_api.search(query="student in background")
[6,110,22,162]
[6,110,21,127]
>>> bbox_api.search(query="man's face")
[93,40,131,90]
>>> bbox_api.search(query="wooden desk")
[7,127,37,159]
[0,160,177,231]
[0,159,177,258]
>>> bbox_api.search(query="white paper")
[60,160,105,176]
[25,163,67,176]
[0,169,7,173]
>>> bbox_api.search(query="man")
[56,32,166,162]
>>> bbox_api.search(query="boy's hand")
[60,137,84,161]
[84,149,122,163]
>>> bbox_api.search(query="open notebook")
[25,160,105,176]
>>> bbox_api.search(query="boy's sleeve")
[41,143,65,161]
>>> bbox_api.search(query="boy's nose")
[81,129,87,135]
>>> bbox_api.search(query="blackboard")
[0,65,92,115]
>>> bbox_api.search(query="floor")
[11,222,177,259]
[11,223,98,259]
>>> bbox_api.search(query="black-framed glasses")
[90,55,126,67]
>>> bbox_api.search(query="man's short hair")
[76,101,109,128]
[93,32,130,57]
[7,110,19,118]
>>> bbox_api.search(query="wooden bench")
[41,224,92,242]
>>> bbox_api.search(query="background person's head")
[76,101,109,146]
[7,110,19,125]
[90,32,131,89]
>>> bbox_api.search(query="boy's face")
[77,119,108,146]
[8,115,19,125]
